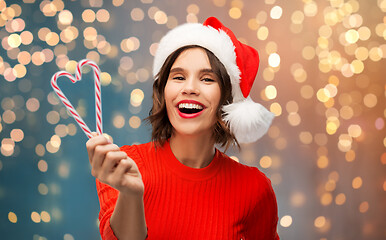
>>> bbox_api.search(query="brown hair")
[146,45,239,150]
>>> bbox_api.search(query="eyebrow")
[169,67,214,74]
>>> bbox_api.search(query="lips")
[177,100,206,118]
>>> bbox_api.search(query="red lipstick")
[176,100,206,119]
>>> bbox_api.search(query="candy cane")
[51,59,103,139]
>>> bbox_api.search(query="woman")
[86,17,279,240]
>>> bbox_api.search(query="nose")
[181,77,200,95]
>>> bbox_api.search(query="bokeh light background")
[0,0,385,239]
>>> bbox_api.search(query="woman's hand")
[86,133,144,196]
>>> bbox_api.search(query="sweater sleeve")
[95,145,144,240]
[244,170,280,240]
[96,179,119,240]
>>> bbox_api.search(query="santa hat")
[153,17,274,143]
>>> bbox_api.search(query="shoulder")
[120,142,154,157]
[120,142,155,168]
[218,151,262,177]
[219,151,274,193]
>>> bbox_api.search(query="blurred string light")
[0,0,385,239]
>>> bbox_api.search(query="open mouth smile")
[177,100,205,118]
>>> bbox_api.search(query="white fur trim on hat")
[153,23,241,85]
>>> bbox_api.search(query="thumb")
[91,132,98,137]
[102,133,113,144]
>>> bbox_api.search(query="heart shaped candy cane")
[51,59,103,139]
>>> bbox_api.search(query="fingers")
[86,134,105,160]
[86,133,115,164]
[99,151,129,179]
[85,133,143,194]
[115,158,134,177]
[91,144,120,176]
[107,158,134,186]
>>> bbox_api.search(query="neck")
[169,133,216,169]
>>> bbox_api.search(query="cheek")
[164,82,171,99]
[210,85,222,109]
[164,82,177,110]
[165,81,182,98]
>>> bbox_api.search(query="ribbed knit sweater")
[96,141,279,240]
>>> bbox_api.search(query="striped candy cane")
[51,59,103,139]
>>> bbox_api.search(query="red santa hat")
[153,17,274,143]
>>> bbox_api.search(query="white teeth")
[178,103,203,109]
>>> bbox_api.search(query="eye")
[172,76,185,80]
[202,77,215,82]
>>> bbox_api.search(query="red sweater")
[96,141,279,240]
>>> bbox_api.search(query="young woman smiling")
[86,17,279,240]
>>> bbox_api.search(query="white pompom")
[222,97,275,143]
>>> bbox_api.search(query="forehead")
[171,47,211,71]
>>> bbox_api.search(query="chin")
[168,110,217,138]
[172,123,213,138]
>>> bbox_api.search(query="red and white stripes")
[51,59,103,139]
